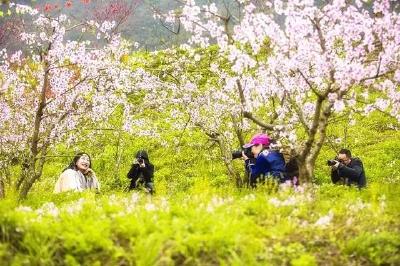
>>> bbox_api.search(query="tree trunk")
[203,128,244,188]
[18,144,48,200]
[17,60,50,199]
[16,158,29,191]
[0,177,5,199]
[231,114,245,147]
[115,128,123,175]
[215,135,243,187]
[218,140,243,188]
[297,157,315,184]
[19,173,41,200]
[18,160,37,199]
[296,96,334,184]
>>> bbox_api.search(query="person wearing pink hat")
[242,133,287,187]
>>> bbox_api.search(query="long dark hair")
[63,152,92,172]
[135,150,149,163]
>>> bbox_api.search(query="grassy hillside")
[1,184,399,265]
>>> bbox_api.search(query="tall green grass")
[1,184,399,265]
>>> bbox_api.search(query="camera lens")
[327,160,336,166]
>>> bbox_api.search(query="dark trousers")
[129,178,154,194]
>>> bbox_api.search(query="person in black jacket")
[330,149,366,188]
[127,150,155,194]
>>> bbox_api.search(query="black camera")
[232,146,253,160]
[138,158,144,164]
[327,159,337,166]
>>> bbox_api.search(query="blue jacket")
[248,149,286,186]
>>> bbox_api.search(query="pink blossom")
[159,0,400,162]
[1,4,158,159]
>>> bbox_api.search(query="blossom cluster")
[0,3,159,163]
[160,0,400,151]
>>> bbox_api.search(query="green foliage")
[291,254,317,266]
[1,184,400,265]
[345,232,400,265]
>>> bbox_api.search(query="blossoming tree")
[0,4,151,198]
[161,0,400,183]
[139,46,254,186]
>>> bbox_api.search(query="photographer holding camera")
[242,133,287,188]
[329,149,366,188]
[232,145,255,186]
[127,150,155,194]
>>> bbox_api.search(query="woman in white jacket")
[54,153,100,193]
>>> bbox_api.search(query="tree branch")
[360,69,395,83]
[289,97,311,133]
[298,68,322,98]
[300,96,323,159]
[243,111,275,130]
[236,79,275,130]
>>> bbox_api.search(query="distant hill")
[2,0,396,51]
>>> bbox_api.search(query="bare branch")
[298,68,323,98]
[309,16,326,53]
[289,98,311,133]
[300,96,323,159]
[236,79,246,107]
[243,111,275,130]
[360,69,395,83]
[236,79,276,130]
